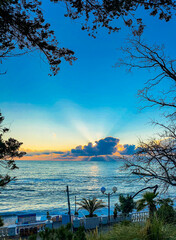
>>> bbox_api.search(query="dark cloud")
[26,151,64,156]
[70,137,119,156]
[120,144,137,155]
[87,155,118,162]
[25,137,137,161]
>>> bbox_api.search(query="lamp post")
[101,186,117,224]
[66,185,71,223]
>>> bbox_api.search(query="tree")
[52,0,176,37]
[118,38,176,191]
[118,37,176,118]
[136,191,158,218]
[77,197,106,217]
[124,122,176,191]
[115,194,136,216]
[0,112,25,188]
[46,211,51,221]
[0,0,76,75]
[157,198,176,223]
[0,217,3,227]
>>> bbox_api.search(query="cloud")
[22,137,137,161]
[120,144,137,155]
[87,155,119,162]
[26,151,64,156]
[70,137,119,156]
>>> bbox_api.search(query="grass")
[21,218,176,240]
[86,221,176,240]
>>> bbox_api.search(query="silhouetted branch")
[124,123,176,191]
[132,185,158,199]
[117,38,176,117]
[0,0,76,75]
[53,0,176,36]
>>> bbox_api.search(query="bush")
[86,223,143,240]
[142,217,166,240]
[28,235,37,240]
[0,217,3,227]
[120,220,131,226]
[115,194,136,216]
[86,220,176,240]
[157,198,176,224]
[86,228,105,240]
[38,224,86,240]
[105,223,142,240]
[73,226,86,240]
[165,224,176,240]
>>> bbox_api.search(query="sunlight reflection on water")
[0,160,175,216]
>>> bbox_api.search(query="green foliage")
[120,220,131,226]
[115,194,136,215]
[37,220,176,240]
[137,192,158,218]
[73,226,86,240]
[0,112,26,188]
[38,224,86,240]
[78,197,106,217]
[87,223,142,240]
[0,216,3,227]
[47,211,51,220]
[28,234,37,240]
[107,223,142,240]
[86,228,105,240]
[86,221,176,240]
[165,224,176,240]
[157,198,176,224]
[0,0,76,76]
[142,216,166,240]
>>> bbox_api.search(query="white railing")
[131,212,149,222]
[0,211,150,236]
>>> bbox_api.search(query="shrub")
[142,216,166,240]
[86,220,176,240]
[38,224,86,240]
[0,217,3,227]
[115,194,136,216]
[157,198,176,224]
[86,227,109,240]
[28,235,37,240]
[105,223,143,240]
[120,220,131,226]
[73,226,86,240]
[165,224,176,240]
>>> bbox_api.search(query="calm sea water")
[0,160,175,217]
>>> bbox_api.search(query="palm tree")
[77,197,106,217]
[136,192,158,218]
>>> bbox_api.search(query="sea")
[0,160,175,224]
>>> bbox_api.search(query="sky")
[1,1,176,161]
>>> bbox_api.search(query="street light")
[101,186,117,223]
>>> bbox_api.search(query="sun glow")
[90,165,99,178]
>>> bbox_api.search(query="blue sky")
[1,1,176,156]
